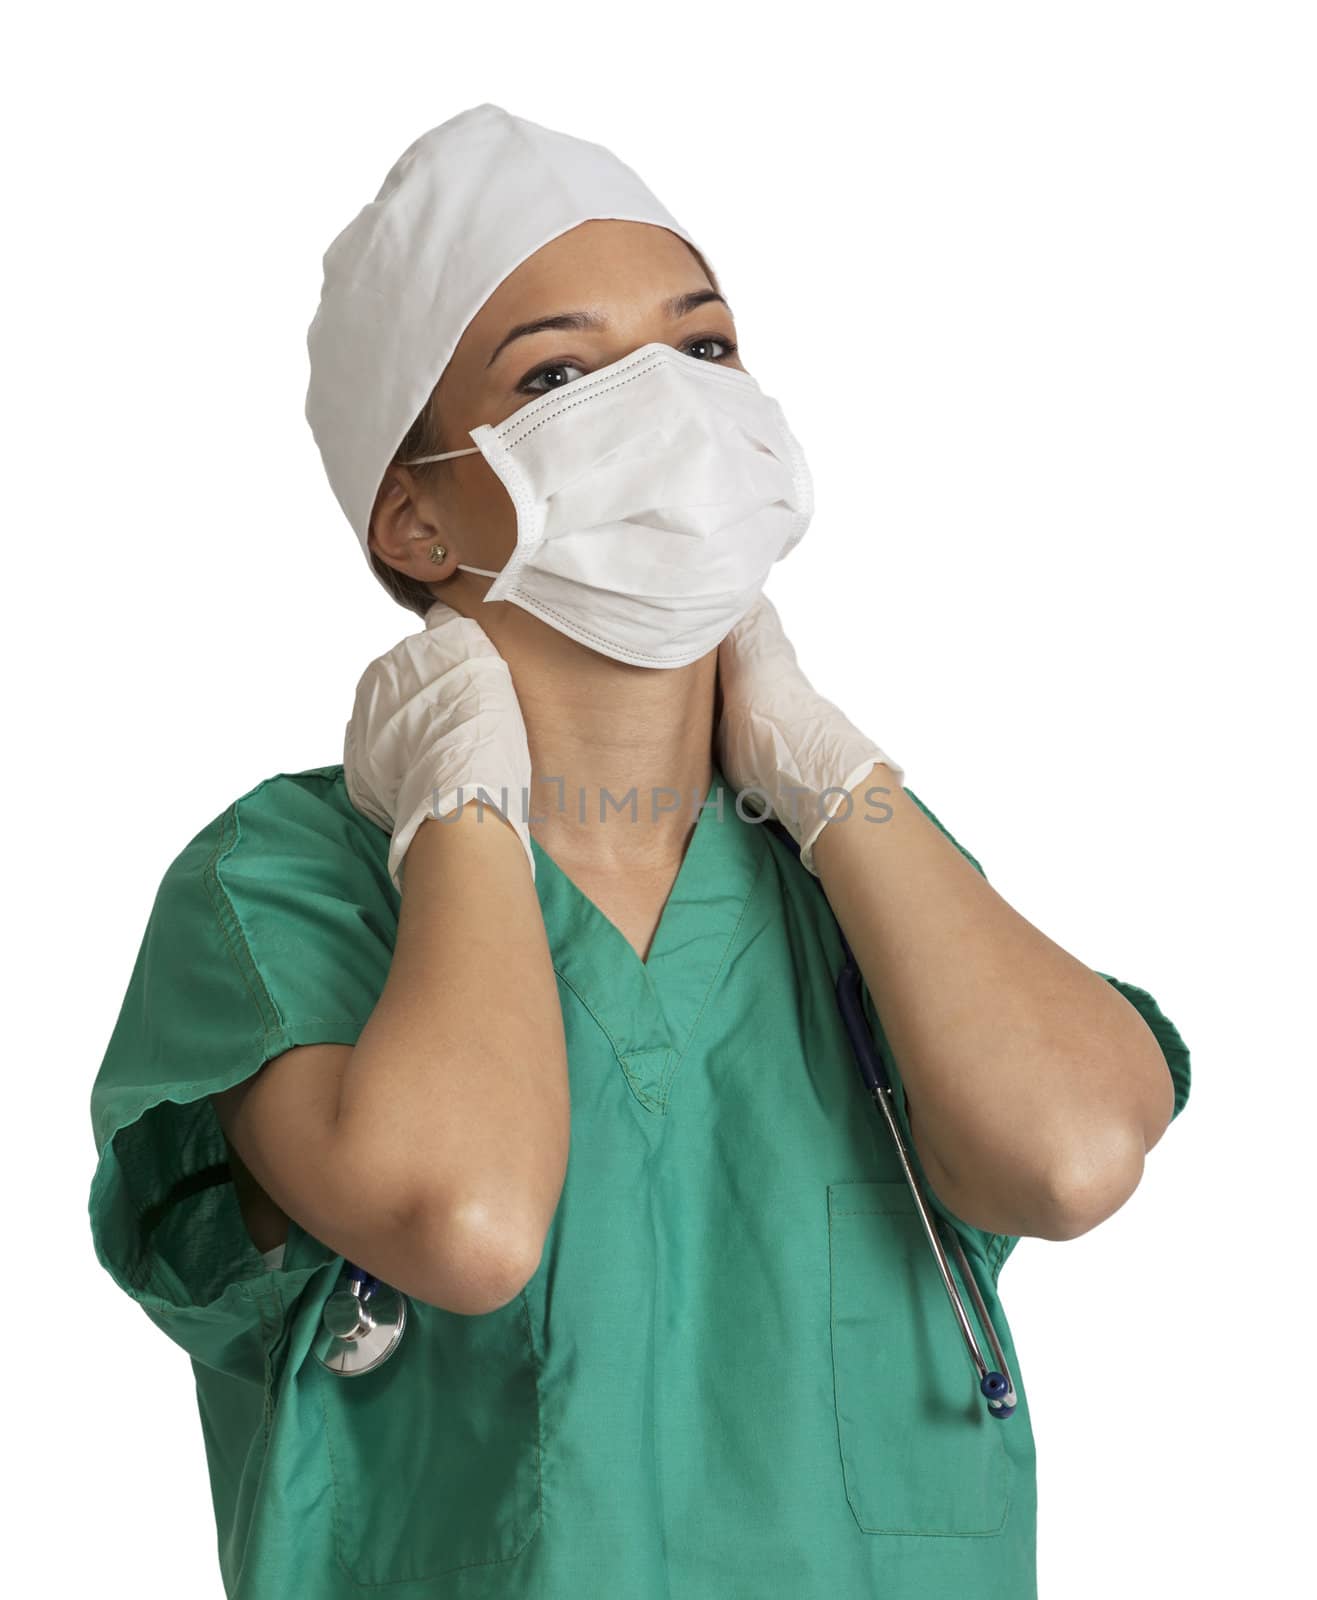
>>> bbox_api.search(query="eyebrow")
[484,289,733,369]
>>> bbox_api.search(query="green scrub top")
[87,762,1190,1600]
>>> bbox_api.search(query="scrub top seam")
[202,797,283,1037]
[198,766,359,1042]
[254,1277,281,1450]
[657,836,771,1107]
[544,831,768,1114]
[548,967,671,1112]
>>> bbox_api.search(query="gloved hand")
[715,593,904,876]
[343,597,535,893]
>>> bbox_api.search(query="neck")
[472,599,719,873]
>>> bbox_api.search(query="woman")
[87,103,1190,1599]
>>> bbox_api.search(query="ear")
[368,470,461,580]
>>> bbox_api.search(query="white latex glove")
[343,598,535,893]
[716,593,904,876]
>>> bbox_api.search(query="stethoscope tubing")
[835,951,1017,1415]
[768,814,1017,1419]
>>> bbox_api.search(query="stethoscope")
[314,815,1017,1415]
[312,1262,409,1375]
[760,816,1019,1422]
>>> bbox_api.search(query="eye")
[516,358,588,397]
[516,333,740,396]
[683,335,737,364]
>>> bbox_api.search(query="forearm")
[335,801,570,1260]
[812,767,1174,1240]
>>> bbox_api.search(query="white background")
[6,3,1312,1595]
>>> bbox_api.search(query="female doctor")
[87,103,1190,1600]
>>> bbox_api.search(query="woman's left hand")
[715,593,904,874]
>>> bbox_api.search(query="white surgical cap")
[304,101,712,604]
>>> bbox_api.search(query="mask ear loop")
[399,445,481,463]
[398,446,501,581]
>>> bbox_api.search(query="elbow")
[1030,1121,1148,1241]
[410,1193,548,1316]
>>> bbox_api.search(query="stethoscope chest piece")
[313,1265,408,1376]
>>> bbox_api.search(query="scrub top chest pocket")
[311,1284,544,1586]
[828,1181,1012,1537]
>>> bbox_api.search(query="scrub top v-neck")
[86,762,1190,1600]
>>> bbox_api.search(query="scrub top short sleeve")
[858,787,1192,1281]
[86,765,397,1372]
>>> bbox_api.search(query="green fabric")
[87,764,1190,1598]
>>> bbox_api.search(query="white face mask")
[400,341,813,668]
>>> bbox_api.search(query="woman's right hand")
[343,597,535,891]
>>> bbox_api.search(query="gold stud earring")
[427,542,448,565]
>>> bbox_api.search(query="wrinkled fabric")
[87,763,1190,1599]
